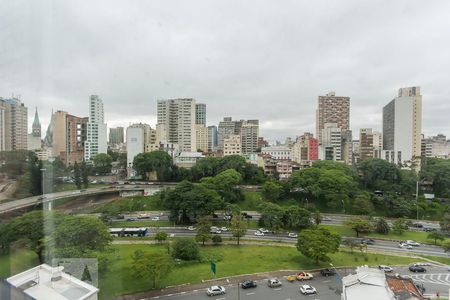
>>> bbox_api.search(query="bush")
[212,235,222,245]
[171,238,200,261]
[375,218,390,234]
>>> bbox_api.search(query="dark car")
[409,265,426,273]
[361,239,375,245]
[320,268,336,276]
[240,280,257,289]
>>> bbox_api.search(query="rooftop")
[7,264,98,300]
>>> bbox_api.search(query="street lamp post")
[40,168,51,211]
[415,180,419,221]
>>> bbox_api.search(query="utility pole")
[416,180,419,221]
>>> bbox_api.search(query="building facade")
[195,103,206,125]
[195,125,209,152]
[382,87,422,168]
[217,117,242,150]
[157,98,196,152]
[316,91,350,145]
[85,95,107,161]
[126,124,146,176]
[421,134,450,159]
[240,120,259,154]
[319,123,342,161]
[223,134,241,156]
[0,97,28,151]
[109,127,124,145]
[359,128,374,161]
[261,145,292,160]
[207,125,218,152]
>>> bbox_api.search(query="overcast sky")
[1,0,449,142]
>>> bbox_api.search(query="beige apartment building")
[0,97,28,151]
[316,91,350,145]
[196,124,209,152]
[223,134,241,156]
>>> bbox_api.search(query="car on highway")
[320,268,336,276]
[187,226,195,231]
[412,262,431,267]
[259,228,269,233]
[409,265,427,272]
[399,243,413,249]
[296,272,313,281]
[405,240,421,246]
[206,285,226,296]
[288,232,298,238]
[378,265,393,272]
[223,215,232,220]
[322,216,332,221]
[361,238,375,245]
[240,280,257,289]
[254,230,264,236]
[210,226,221,234]
[151,216,160,221]
[220,227,228,232]
[299,284,317,295]
[267,278,282,287]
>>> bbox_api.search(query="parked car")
[378,265,393,272]
[206,286,226,296]
[299,285,317,295]
[296,272,313,281]
[259,228,269,233]
[288,232,298,238]
[240,280,257,289]
[361,238,375,245]
[405,240,421,246]
[254,230,264,236]
[399,243,413,249]
[320,268,336,276]
[409,265,427,273]
[267,278,282,288]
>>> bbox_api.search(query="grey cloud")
[1,0,449,141]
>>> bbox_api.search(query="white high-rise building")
[319,123,342,161]
[157,98,196,152]
[382,87,422,168]
[84,95,107,161]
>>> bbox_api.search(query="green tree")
[195,216,212,246]
[345,217,373,237]
[201,169,243,203]
[133,151,174,181]
[421,158,450,197]
[427,231,445,245]
[312,211,322,225]
[374,218,390,234]
[74,162,82,189]
[131,251,173,288]
[262,180,283,201]
[352,194,374,215]
[283,206,313,230]
[160,181,223,224]
[440,213,450,233]
[171,238,200,261]
[296,227,341,265]
[258,202,284,233]
[80,161,89,188]
[0,150,30,178]
[358,158,401,190]
[93,153,113,175]
[392,218,407,235]
[231,213,247,246]
[52,215,112,257]
[154,232,168,243]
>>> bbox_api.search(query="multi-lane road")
[139,265,450,300]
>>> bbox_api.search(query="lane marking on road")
[246,292,255,295]
[193,290,198,292]
[180,292,186,294]
[274,288,282,291]
[323,280,331,283]
[217,298,226,300]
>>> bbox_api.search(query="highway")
[116,226,449,258]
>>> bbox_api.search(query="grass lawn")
[0,248,39,279]
[320,224,450,245]
[98,244,425,300]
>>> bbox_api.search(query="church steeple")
[32,107,41,137]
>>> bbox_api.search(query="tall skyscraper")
[109,127,124,145]
[195,103,206,125]
[207,125,218,152]
[157,98,196,152]
[316,92,350,144]
[359,128,374,162]
[0,97,28,151]
[382,87,422,168]
[85,95,107,161]
[240,120,259,154]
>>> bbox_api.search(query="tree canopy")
[296,227,341,264]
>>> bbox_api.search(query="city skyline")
[2,1,450,140]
